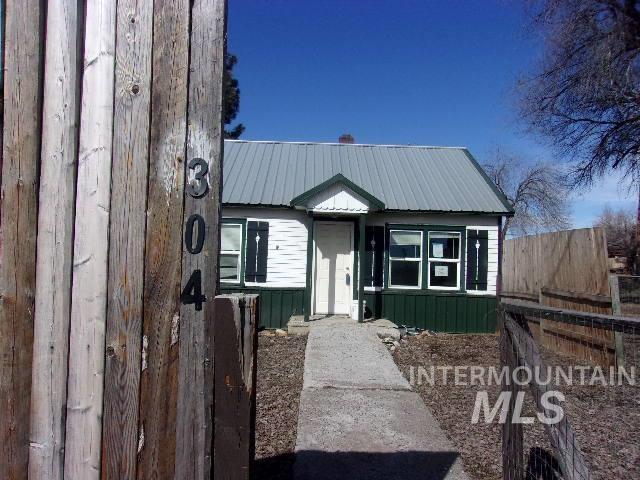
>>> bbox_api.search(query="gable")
[305,182,370,213]
[290,173,384,213]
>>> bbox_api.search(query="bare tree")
[484,150,572,239]
[595,205,638,272]
[519,0,640,187]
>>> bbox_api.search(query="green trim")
[352,218,358,299]
[358,216,366,322]
[290,173,385,210]
[304,214,314,320]
[462,149,515,215]
[221,217,247,287]
[223,203,508,216]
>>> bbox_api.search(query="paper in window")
[434,265,448,277]
[433,243,444,258]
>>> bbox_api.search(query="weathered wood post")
[101,1,153,478]
[500,321,524,480]
[29,1,82,478]
[176,0,227,477]
[214,295,260,480]
[136,1,191,477]
[609,275,626,368]
[64,1,117,477]
[0,1,45,478]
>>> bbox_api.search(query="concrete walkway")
[294,317,468,480]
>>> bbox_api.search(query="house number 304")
[180,157,209,311]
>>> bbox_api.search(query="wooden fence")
[502,228,621,366]
[0,2,258,479]
[500,299,640,480]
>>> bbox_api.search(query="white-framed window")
[388,230,422,289]
[221,223,243,283]
[427,231,461,290]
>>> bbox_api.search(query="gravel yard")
[255,334,307,480]
[392,333,640,480]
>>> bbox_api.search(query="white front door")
[314,222,353,315]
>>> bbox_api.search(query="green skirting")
[364,291,497,333]
[219,286,305,329]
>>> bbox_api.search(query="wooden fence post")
[100,1,153,478]
[500,318,523,480]
[64,0,117,477]
[175,0,227,479]
[137,1,190,477]
[609,275,626,368]
[29,1,82,478]
[0,1,45,478]
[214,295,259,480]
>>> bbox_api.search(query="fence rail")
[500,298,640,480]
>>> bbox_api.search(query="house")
[220,138,514,332]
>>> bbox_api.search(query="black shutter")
[364,226,384,287]
[466,229,488,291]
[245,221,269,283]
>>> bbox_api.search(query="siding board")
[365,292,500,334]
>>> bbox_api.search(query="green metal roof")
[222,140,513,214]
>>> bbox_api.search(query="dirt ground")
[254,334,307,480]
[392,333,640,480]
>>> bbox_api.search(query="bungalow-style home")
[220,137,514,332]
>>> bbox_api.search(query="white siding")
[222,208,501,294]
[223,207,308,288]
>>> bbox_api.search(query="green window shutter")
[245,221,269,283]
[466,229,488,291]
[364,226,384,287]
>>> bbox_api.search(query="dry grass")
[392,333,640,480]
[255,334,307,480]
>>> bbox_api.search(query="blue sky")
[227,0,636,226]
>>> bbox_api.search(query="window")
[388,230,422,288]
[221,223,242,283]
[428,232,461,290]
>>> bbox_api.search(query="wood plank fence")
[0,2,258,479]
[502,228,621,367]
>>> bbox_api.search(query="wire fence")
[499,299,640,480]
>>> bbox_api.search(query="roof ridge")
[224,139,468,150]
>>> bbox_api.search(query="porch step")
[287,315,310,335]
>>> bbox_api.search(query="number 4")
[181,269,206,311]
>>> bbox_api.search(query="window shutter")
[245,221,269,283]
[466,229,488,291]
[364,226,384,287]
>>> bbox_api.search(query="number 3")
[186,157,209,198]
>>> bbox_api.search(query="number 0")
[185,214,205,254]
